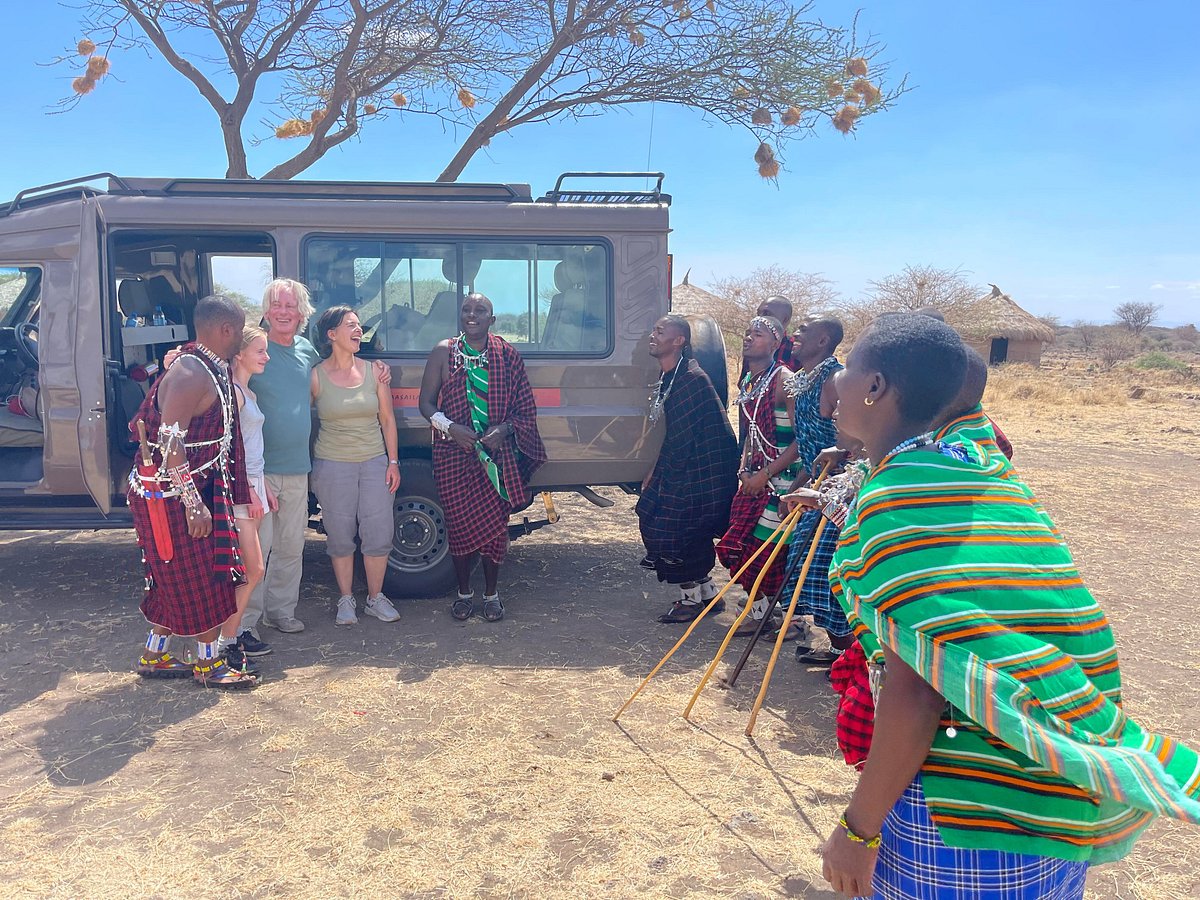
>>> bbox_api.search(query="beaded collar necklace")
[785,356,840,398]
[453,334,489,369]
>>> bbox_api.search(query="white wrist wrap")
[431,412,453,434]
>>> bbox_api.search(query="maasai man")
[638,315,739,624]
[716,316,800,636]
[129,294,256,689]
[738,296,797,441]
[774,316,855,664]
[419,293,546,622]
[818,314,1200,898]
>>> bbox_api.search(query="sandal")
[733,611,781,638]
[193,659,258,690]
[656,598,726,624]
[135,652,193,679]
[482,595,505,622]
[796,647,843,666]
[451,594,474,621]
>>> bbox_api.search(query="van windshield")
[0,267,40,326]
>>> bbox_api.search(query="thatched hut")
[961,284,1055,365]
[670,270,726,317]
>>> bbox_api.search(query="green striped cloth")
[831,438,1200,862]
[459,337,508,502]
[750,396,801,545]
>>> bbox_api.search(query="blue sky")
[5,1,1197,325]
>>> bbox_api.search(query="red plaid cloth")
[829,640,875,769]
[433,335,546,559]
[127,350,248,636]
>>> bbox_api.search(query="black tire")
[684,314,729,408]
[383,458,456,598]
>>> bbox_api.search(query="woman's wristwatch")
[388,459,399,466]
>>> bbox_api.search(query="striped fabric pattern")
[934,403,1006,461]
[750,400,800,544]
[831,438,1200,863]
[458,337,508,501]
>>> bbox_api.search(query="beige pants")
[242,472,309,630]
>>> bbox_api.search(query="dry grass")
[1,372,1199,898]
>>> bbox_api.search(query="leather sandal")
[451,594,474,621]
[193,659,258,689]
[135,653,193,679]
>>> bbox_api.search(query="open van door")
[74,198,112,513]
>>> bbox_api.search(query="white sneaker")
[364,593,400,623]
[335,595,358,626]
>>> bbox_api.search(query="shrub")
[1134,351,1189,373]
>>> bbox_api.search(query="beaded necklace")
[875,431,935,467]
[648,356,685,425]
[784,356,841,398]
[739,362,782,467]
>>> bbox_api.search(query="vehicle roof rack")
[539,172,670,205]
[116,177,532,202]
[1,173,136,218]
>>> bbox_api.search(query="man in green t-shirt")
[244,279,390,637]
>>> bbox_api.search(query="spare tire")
[683,314,729,408]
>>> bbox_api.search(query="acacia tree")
[1112,300,1161,336]
[54,0,904,181]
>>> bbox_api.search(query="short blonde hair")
[261,278,314,327]
[240,323,267,352]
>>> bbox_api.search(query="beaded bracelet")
[839,814,882,849]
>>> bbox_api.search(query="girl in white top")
[216,325,275,662]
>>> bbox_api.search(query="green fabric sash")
[831,437,1200,862]
[459,337,508,501]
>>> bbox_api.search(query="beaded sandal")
[193,658,258,689]
[135,653,194,679]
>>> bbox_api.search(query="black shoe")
[237,630,273,657]
[224,646,260,675]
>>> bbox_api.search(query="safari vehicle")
[0,172,727,595]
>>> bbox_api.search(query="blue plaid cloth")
[781,508,852,637]
[859,778,1088,899]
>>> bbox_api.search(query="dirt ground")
[2,392,1200,899]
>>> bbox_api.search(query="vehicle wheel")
[383,458,456,598]
[684,314,729,408]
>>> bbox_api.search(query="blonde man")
[243,278,390,638]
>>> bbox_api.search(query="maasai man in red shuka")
[419,293,546,623]
[737,296,800,441]
[128,294,255,690]
[716,315,800,636]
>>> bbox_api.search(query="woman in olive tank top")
[310,306,402,627]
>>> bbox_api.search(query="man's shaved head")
[757,296,793,329]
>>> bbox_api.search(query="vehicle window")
[208,254,274,319]
[304,238,610,355]
[0,267,40,326]
[464,242,608,353]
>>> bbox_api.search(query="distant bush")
[1134,351,1189,373]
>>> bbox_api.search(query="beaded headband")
[749,316,783,341]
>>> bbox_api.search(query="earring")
[864,396,874,406]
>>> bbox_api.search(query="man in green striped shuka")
[419,293,546,623]
[817,313,1200,900]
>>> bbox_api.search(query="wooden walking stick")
[745,516,830,736]
[682,505,803,720]
[611,503,803,722]
[726,462,834,687]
